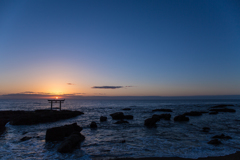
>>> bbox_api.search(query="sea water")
[0,99,240,159]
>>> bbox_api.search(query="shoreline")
[91,151,240,160]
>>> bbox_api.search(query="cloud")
[92,86,123,89]
[92,86,134,89]
[67,83,75,85]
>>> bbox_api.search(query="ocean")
[0,99,240,159]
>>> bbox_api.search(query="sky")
[0,0,240,99]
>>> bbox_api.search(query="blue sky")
[0,0,240,98]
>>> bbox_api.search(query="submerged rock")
[122,108,131,111]
[183,111,202,116]
[208,139,222,145]
[210,104,234,108]
[212,134,232,139]
[114,120,129,124]
[90,121,97,128]
[20,136,32,141]
[57,132,85,153]
[202,127,210,132]
[110,112,124,120]
[100,116,107,122]
[144,118,158,127]
[124,115,134,119]
[174,115,189,122]
[152,114,171,121]
[152,109,172,112]
[209,108,236,113]
[45,123,82,141]
[209,111,218,115]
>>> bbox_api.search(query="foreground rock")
[144,118,158,127]
[174,115,189,122]
[183,111,202,116]
[90,121,97,128]
[100,116,107,122]
[208,139,222,145]
[10,110,84,125]
[46,123,82,141]
[110,112,124,120]
[212,134,232,139]
[57,132,85,153]
[152,109,172,112]
[209,108,236,113]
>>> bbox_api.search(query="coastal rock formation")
[114,120,129,124]
[57,132,85,153]
[90,121,97,128]
[209,108,236,113]
[122,108,131,111]
[183,111,202,116]
[10,110,84,125]
[144,118,158,127]
[110,112,124,120]
[212,134,232,139]
[208,139,222,145]
[124,115,134,119]
[100,116,107,122]
[152,109,172,112]
[174,115,189,122]
[45,123,82,141]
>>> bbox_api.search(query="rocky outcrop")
[210,104,234,108]
[212,134,232,139]
[124,115,134,119]
[208,139,222,145]
[152,109,172,112]
[110,112,124,120]
[90,121,97,128]
[152,114,171,121]
[122,108,131,111]
[209,108,236,113]
[183,111,202,116]
[100,116,107,122]
[57,132,85,153]
[45,123,82,141]
[144,118,158,127]
[10,110,84,125]
[174,115,189,122]
[114,120,129,124]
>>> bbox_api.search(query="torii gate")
[48,99,65,111]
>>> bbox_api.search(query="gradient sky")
[0,0,240,98]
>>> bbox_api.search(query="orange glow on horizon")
[56,97,58,99]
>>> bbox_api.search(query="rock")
[124,115,133,119]
[202,127,210,132]
[121,140,126,143]
[209,111,218,115]
[152,114,171,121]
[100,116,107,122]
[10,110,84,125]
[152,109,172,112]
[144,118,158,127]
[20,136,32,141]
[209,108,236,113]
[183,111,202,116]
[90,121,97,128]
[114,120,129,124]
[110,112,124,120]
[57,132,85,153]
[212,134,232,139]
[122,108,131,111]
[45,123,82,141]
[174,115,189,122]
[208,139,222,145]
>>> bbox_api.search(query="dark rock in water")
[124,115,133,119]
[212,134,232,139]
[0,118,9,134]
[90,121,97,128]
[174,115,189,122]
[57,132,85,153]
[121,140,126,143]
[210,104,234,108]
[152,114,171,121]
[144,118,158,127]
[100,116,107,122]
[46,123,82,141]
[122,108,131,111]
[114,120,129,124]
[152,109,172,112]
[183,111,202,116]
[208,139,222,145]
[20,136,32,141]
[10,110,84,125]
[209,111,218,115]
[110,112,124,120]
[202,127,210,132]
[209,108,236,113]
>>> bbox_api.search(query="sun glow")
[56,97,58,99]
